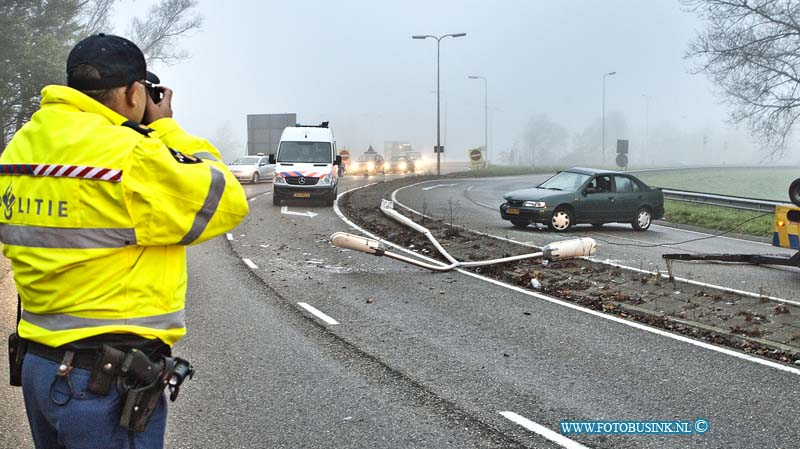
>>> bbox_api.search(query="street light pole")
[412,32,467,176]
[468,75,488,166]
[602,71,616,164]
[642,93,649,157]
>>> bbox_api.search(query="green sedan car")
[500,167,665,231]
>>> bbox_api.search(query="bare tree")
[77,0,115,35]
[522,113,567,167]
[1,0,202,152]
[685,0,800,158]
[129,0,203,65]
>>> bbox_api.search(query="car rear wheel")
[251,172,259,184]
[548,207,573,232]
[510,219,529,228]
[632,207,652,231]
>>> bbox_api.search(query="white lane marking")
[226,233,233,241]
[242,258,258,269]
[281,205,318,218]
[467,185,474,192]
[297,302,339,325]
[500,411,590,449]
[332,184,800,375]
[421,183,457,191]
[392,184,795,304]
[249,197,258,202]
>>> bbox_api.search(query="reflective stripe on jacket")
[0,85,249,347]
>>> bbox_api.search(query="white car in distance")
[228,154,275,184]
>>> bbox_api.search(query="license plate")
[293,192,311,198]
[507,208,520,215]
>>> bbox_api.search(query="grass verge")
[448,165,562,178]
[663,200,774,237]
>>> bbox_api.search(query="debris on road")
[340,176,800,366]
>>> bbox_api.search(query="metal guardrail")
[660,188,785,213]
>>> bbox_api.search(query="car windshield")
[538,171,591,191]
[230,157,259,165]
[391,156,407,162]
[277,141,332,163]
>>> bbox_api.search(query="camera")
[144,81,164,103]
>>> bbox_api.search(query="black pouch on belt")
[8,295,26,387]
[7,332,26,387]
[87,345,126,395]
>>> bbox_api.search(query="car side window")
[614,176,633,193]
[594,176,612,193]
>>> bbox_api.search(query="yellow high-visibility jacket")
[0,85,249,347]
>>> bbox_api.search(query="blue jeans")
[22,353,167,449]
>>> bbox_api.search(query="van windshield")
[277,141,332,163]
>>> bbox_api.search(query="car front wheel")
[548,207,573,232]
[251,172,259,184]
[632,207,652,231]
[510,219,529,228]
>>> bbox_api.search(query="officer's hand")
[143,86,174,125]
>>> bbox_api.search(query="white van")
[269,122,341,206]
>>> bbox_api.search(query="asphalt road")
[1,172,799,449]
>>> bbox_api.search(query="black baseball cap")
[67,33,159,90]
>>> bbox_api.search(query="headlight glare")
[523,201,546,208]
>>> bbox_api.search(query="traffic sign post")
[616,139,628,169]
[468,147,484,169]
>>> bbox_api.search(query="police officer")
[0,34,249,448]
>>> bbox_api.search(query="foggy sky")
[116,0,800,165]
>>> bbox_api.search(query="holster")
[118,348,167,432]
[7,332,26,387]
[119,378,166,432]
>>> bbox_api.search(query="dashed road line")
[500,411,590,449]
[297,302,339,325]
[242,258,258,269]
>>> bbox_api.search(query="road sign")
[469,148,482,162]
[434,145,444,154]
[340,149,350,162]
[468,147,484,169]
[616,153,628,168]
[616,139,629,154]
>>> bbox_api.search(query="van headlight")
[523,201,546,208]
[367,162,375,171]
[318,174,332,186]
[274,175,286,184]
[399,162,407,171]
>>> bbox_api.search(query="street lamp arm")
[411,35,436,40]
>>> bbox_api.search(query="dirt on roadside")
[339,176,800,366]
